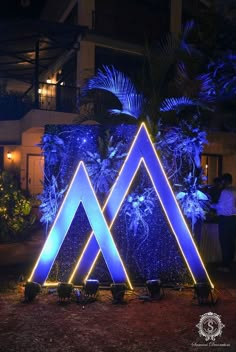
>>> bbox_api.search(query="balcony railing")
[0,83,80,120]
[30,82,80,114]
[34,83,80,113]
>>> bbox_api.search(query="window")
[201,154,222,185]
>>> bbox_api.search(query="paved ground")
[0,229,235,352]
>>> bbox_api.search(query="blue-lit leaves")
[156,120,207,169]
[121,187,155,237]
[176,173,210,230]
[208,53,236,99]
[84,65,144,119]
[84,132,127,196]
[180,20,201,56]
[160,97,197,113]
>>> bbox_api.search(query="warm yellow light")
[46,78,52,84]
[7,151,12,160]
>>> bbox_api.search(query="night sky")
[0,0,46,19]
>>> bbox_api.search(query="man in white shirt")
[214,173,236,272]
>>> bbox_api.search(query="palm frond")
[83,65,144,118]
[109,93,144,118]
[209,54,236,97]
[182,20,195,41]
[175,62,190,91]
[180,20,201,56]
[160,97,196,112]
[197,72,216,103]
[158,33,178,58]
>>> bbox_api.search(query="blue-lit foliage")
[35,19,215,285]
[82,65,210,231]
[81,21,206,126]
[121,186,155,238]
[170,62,215,108]
[160,97,197,113]
[156,119,207,170]
[37,124,199,285]
[156,119,209,228]
[34,123,213,287]
[84,131,127,195]
[179,20,200,56]
[176,173,209,230]
[208,53,236,99]
[38,176,67,228]
[37,133,67,233]
[83,65,144,119]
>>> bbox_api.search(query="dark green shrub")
[0,170,36,242]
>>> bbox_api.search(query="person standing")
[213,173,236,272]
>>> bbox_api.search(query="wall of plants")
[38,123,202,285]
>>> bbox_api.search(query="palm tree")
[79,22,212,235]
[81,22,213,131]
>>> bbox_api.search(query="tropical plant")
[37,176,67,231]
[80,21,211,233]
[175,173,209,231]
[121,187,156,240]
[37,133,66,170]
[0,170,36,241]
[85,131,127,195]
[155,118,207,180]
[81,21,206,127]
[37,133,67,234]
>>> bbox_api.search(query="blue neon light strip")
[71,123,213,287]
[29,162,131,285]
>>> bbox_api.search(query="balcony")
[0,83,80,120]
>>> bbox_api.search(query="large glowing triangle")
[29,162,131,286]
[69,123,213,288]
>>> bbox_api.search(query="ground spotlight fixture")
[193,283,217,305]
[146,279,164,300]
[84,279,99,297]
[24,281,41,303]
[57,282,73,302]
[110,283,127,304]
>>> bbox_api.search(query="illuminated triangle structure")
[29,123,213,289]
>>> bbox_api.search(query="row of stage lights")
[23,279,217,305]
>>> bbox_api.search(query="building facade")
[0,0,236,195]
